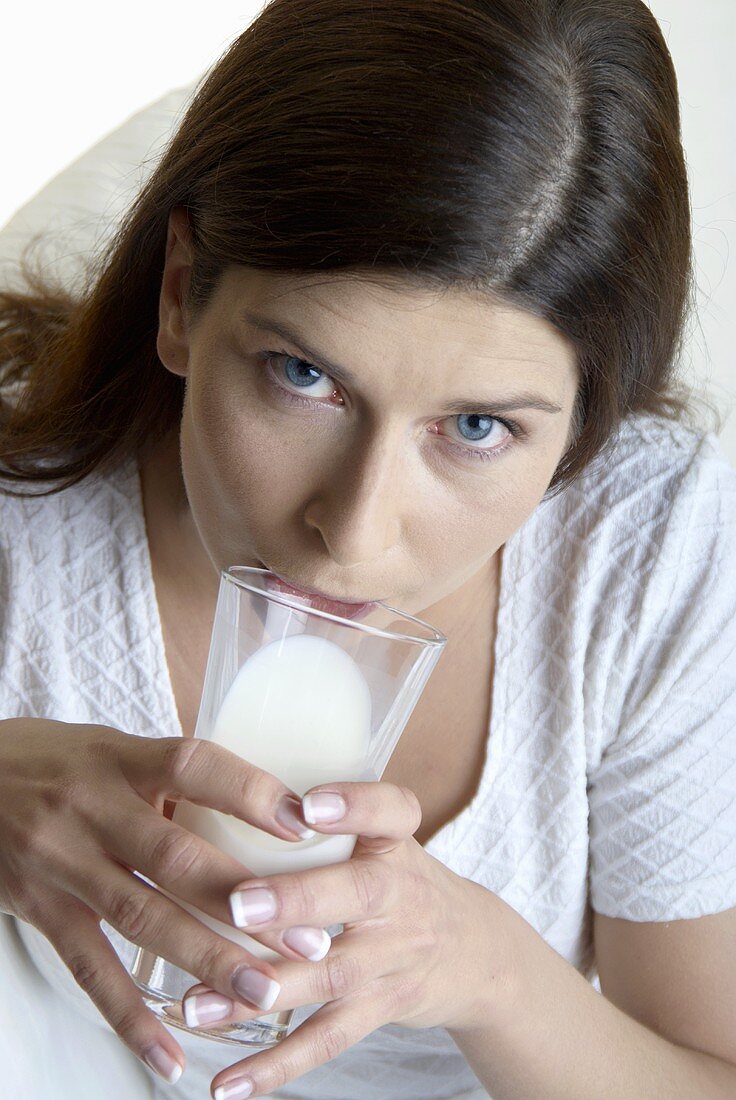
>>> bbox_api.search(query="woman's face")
[157,208,579,619]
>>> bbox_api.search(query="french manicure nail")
[275,795,317,839]
[143,1043,183,1084]
[229,886,277,927]
[183,990,234,1028]
[214,1077,254,1100]
[283,925,331,961]
[231,965,281,1011]
[302,791,346,824]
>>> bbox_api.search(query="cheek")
[443,449,556,553]
[179,369,329,558]
[492,461,555,537]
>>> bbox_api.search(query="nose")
[304,425,403,567]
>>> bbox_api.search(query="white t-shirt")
[1,409,735,1100]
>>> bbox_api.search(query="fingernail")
[283,925,331,961]
[302,791,346,824]
[143,1043,183,1084]
[275,795,317,839]
[231,966,281,1011]
[183,990,234,1028]
[214,1077,254,1100]
[229,886,277,927]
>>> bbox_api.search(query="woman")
[1,1,735,1098]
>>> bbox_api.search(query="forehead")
[221,265,578,382]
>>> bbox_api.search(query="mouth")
[258,563,381,620]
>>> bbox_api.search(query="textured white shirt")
[2,409,735,1100]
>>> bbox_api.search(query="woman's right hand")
[0,717,328,1083]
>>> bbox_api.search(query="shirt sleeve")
[587,430,736,921]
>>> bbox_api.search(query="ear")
[156,205,195,379]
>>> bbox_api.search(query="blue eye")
[456,413,498,443]
[261,352,337,399]
[283,355,330,391]
[258,349,525,463]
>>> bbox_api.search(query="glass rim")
[223,566,447,648]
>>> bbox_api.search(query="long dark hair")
[0,0,717,499]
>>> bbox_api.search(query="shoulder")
[573,407,732,524]
[0,454,139,548]
[610,407,731,499]
[582,418,736,920]
[590,409,735,580]
[0,455,145,716]
[0,455,141,624]
[517,410,736,758]
[579,406,736,604]
[571,412,736,757]
[513,410,734,645]
[538,409,735,586]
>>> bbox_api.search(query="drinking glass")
[126,566,447,1047]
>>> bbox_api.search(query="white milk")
[165,633,373,960]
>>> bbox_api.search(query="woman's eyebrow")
[240,310,563,415]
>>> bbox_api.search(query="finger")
[184,927,391,1031]
[59,846,286,1014]
[210,983,391,1099]
[301,781,422,843]
[96,792,283,930]
[179,924,333,1028]
[119,735,316,841]
[28,888,186,1085]
[91,791,330,964]
[229,855,394,932]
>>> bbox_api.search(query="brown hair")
[0,0,719,500]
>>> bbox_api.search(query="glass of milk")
[127,566,447,1047]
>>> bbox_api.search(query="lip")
[259,566,380,620]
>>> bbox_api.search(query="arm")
[449,892,736,1100]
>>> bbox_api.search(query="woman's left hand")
[181,781,517,1099]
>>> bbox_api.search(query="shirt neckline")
[127,450,520,854]
[422,532,516,855]
[128,453,186,741]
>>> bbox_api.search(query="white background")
[2,1,734,464]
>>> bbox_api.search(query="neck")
[137,428,220,605]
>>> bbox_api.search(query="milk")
[164,633,373,961]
